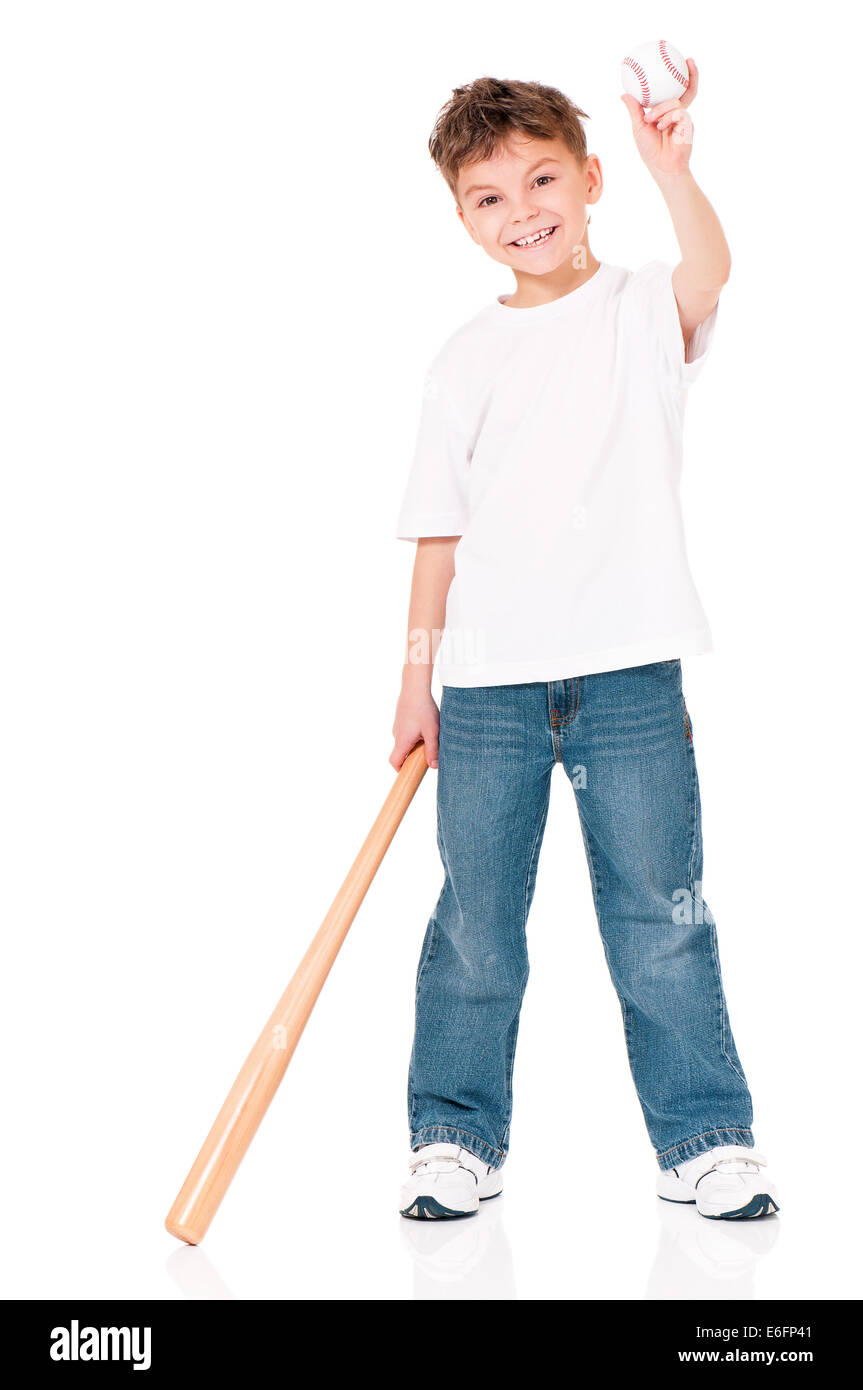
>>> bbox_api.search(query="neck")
[505,244,600,309]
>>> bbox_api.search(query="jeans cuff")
[409,1124,506,1170]
[656,1126,755,1171]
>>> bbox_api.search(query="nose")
[510,212,542,239]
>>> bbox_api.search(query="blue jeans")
[407,659,754,1171]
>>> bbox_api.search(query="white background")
[1,0,860,1301]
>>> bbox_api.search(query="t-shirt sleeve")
[627,259,720,390]
[394,365,471,542]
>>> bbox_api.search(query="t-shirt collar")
[489,260,610,325]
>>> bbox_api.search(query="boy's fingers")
[643,97,681,121]
[390,736,427,771]
[422,729,439,769]
[620,92,645,133]
[658,109,693,138]
[680,59,698,106]
[656,105,687,124]
[388,741,412,769]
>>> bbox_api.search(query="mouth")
[508,224,559,250]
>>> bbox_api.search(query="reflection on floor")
[166,1245,236,1300]
[399,1194,517,1300]
[646,1197,780,1300]
[163,1188,781,1301]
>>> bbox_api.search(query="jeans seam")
[686,718,747,1087]
[711,918,747,1084]
[413,904,439,1001]
[579,811,636,1063]
[556,677,579,729]
[563,678,575,725]
[523,781,550,930]
[409,907,440,1130]
[503,784,550,1146]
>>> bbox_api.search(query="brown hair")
[428,76,590,202]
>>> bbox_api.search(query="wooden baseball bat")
[165,741,429,1244]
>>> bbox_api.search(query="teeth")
[513,226,555,246]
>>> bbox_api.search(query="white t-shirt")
[395,259,719,687]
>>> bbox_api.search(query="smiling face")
[454,133,602,275]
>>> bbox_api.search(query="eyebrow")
[462,157,562,200]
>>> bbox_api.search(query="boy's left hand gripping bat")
[165,741,429,1245]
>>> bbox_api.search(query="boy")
[390,72,778,1222]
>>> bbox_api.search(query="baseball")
[621,39,690,109]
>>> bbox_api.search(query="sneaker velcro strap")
[711,1159,763,1175]
[454,1148,490,1179]
[686,1146,767,1186]
[409,1141,461,1160]
[714,1147,767,1167]
[408,1157,461,1176]
[408,1141,462,1173]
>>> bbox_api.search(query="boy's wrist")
[650,166,697,196]
[401,660,434,694]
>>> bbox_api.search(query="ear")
[585,152,604,200]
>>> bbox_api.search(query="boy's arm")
[657,169,731,353]
[622,58,731,354]
[390,536,459,771]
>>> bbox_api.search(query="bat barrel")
[165,742,428,1244]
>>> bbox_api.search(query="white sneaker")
[399,1142,504,1220]
[657,1145,780,1220]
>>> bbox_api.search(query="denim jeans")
[407,659,754,1171]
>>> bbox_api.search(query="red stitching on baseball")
[658,40,688,90]
[622,56,650,104]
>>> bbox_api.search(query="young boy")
[390,73,778,1222]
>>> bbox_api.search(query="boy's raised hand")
[621,57,698,177]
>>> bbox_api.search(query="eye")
[478,174,553,209]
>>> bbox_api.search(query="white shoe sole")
[657,1169,780,1220]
